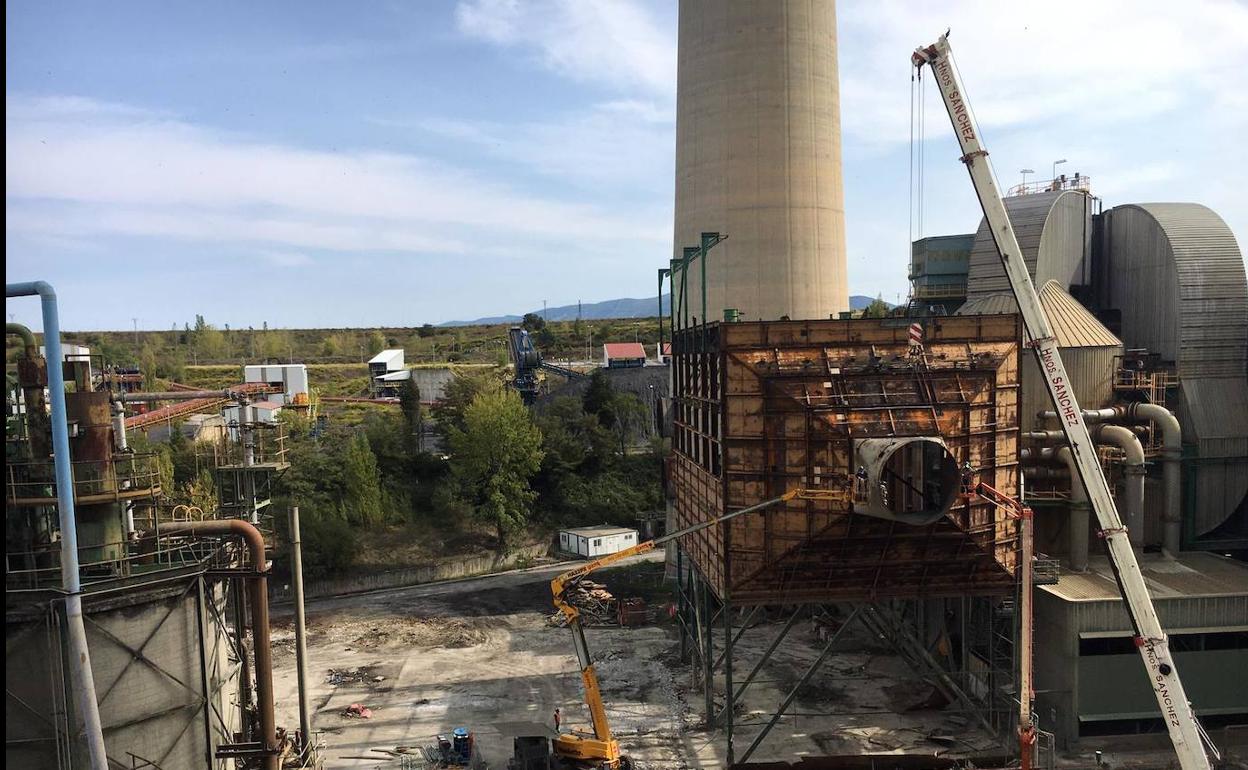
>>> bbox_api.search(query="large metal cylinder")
[852,438,959,525]
[674,0,848,323]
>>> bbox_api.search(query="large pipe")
[1127,403,1183,555]
[6,282,109,770]
[852,437,959,525]
[1038,406,1119,423]
[155,519,278,770]
[289,507,313,753]
[6,321,37,352]
[116,389,234,402]
[1057,448,1091,572]
[1021,445,1090,570]
[1092,424,1146,548]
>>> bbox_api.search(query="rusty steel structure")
[671,315,1022,605]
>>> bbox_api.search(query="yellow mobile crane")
[548,489,842,769]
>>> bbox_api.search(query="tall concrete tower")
[674,0,849,323]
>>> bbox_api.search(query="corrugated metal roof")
[368,349,404,365]
[1106,203,1247,379]
[955,293,1017,316]
[955,282,1119,348]
[603,342,647,359]
[1038,281,1121,347]
[1042,553,1248,602]
[965,190,1092,300]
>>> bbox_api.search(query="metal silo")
[673,0,848,323]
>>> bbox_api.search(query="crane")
[912,32,1215,770]
[548,489,842,769]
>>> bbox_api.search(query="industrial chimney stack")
[674,0,849,322]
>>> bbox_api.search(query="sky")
[7,0,1247,331]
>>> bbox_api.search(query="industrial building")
[5,291,318,770]
[664,0,1247,763]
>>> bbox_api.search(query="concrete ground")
[269,555,1020,769]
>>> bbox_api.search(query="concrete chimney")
[674,0,849,323]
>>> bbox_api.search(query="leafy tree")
[448,390,544,549]
[321,335,341,358]
[417,323,437,339]
[342,433,384,525]
[536,326,556,349]
[259,329,292,361]
[399,377,423,452]
[140,347,159,390]
[521,312,545,333]
[181,468,218,514]
[583,370,617,428]
[433,368,502,440]
[863,294,892,319]
[366,331,386,357]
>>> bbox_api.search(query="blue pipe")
[7,282,82,592]
[6,281,109,769]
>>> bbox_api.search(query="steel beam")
[738,606,862,764]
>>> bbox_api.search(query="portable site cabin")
[558,526,639,558]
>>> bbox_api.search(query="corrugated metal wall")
[965,190,1093,301]
[1105,203,1248,536]
[1105,203,1247,379]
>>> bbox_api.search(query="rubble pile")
[548,580,617,626]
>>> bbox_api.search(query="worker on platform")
[553,707,561,733]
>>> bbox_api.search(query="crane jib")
[917,32,1213,770]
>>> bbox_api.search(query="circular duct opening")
[854,438,960,525]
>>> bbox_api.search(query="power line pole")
[132,317,139,348]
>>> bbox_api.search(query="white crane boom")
[911,33,1212,770]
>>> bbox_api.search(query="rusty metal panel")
[672,317,1023,604]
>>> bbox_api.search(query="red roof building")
[602,342,647,368]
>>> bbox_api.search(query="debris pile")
[548,580,617,626]
[326,666,381,685]
[343,702,373,719]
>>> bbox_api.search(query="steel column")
[738,606,863,764]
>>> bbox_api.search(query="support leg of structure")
[713,605,758,672]
[195,577,213,767]
[677,548,688,663]
[738,606,863,765]
[723,598,735,766]
[701,573,714,725]
[718,608,802,722]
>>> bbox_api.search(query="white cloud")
[837,0,1248,148]
[5,94,669,257]
[415,99,674,193]
[455,0,675,99]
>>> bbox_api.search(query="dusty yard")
[270,556,1003,769]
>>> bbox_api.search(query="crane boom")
[912,33,1212,770]
[549,490,813,767]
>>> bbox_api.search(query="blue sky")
[7,0,1246,330]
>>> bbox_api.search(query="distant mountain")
[441,296,670,326]
[442,294,886,326]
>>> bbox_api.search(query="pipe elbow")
[1128,403,1181,453]
[31,280,56,299]
[1092,424,1146,466]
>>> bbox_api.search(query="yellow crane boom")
[549,489,839,767]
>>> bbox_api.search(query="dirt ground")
[269,555,1027,769]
